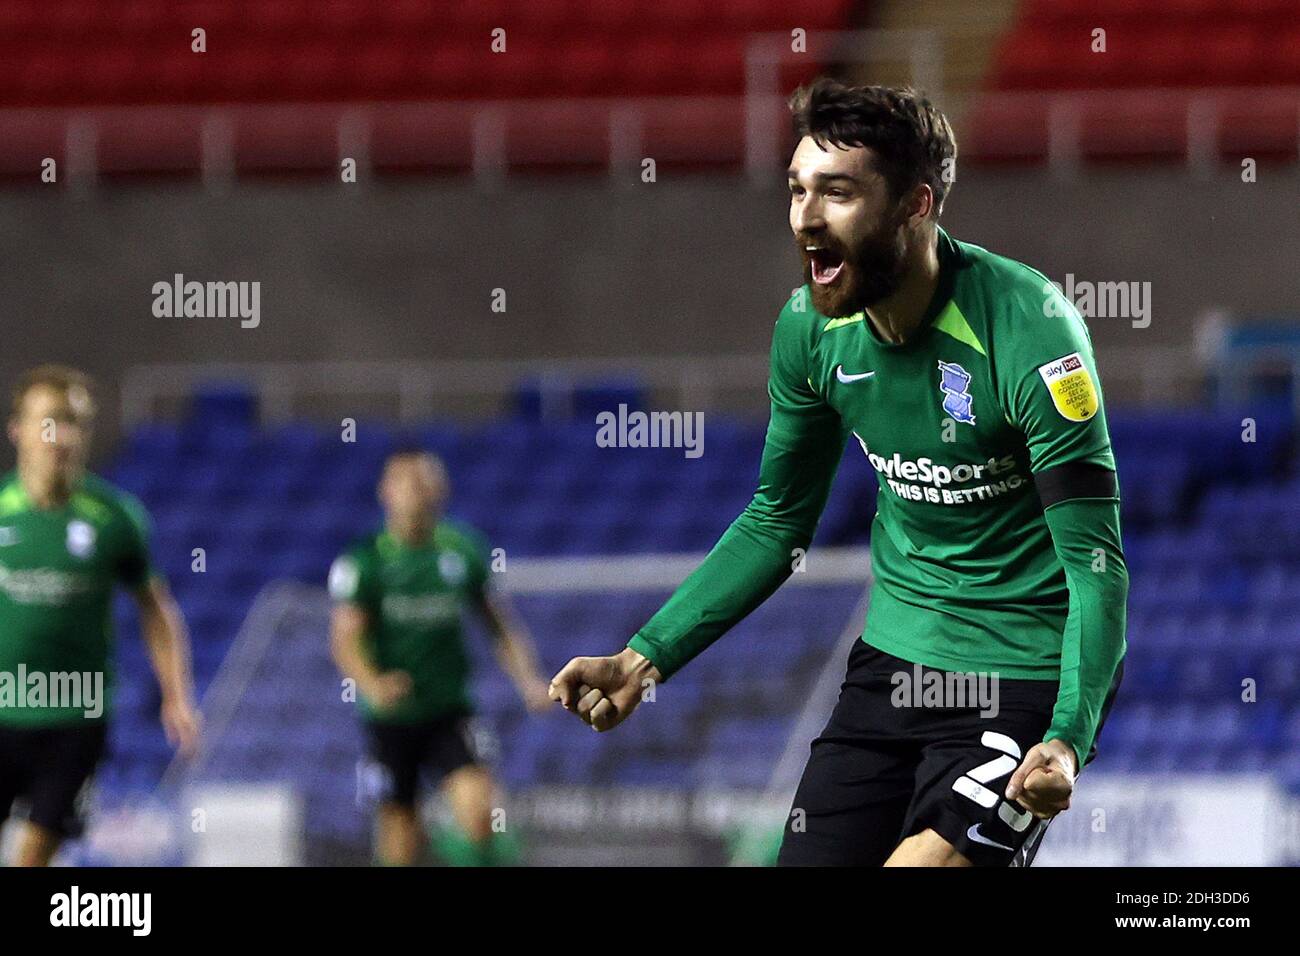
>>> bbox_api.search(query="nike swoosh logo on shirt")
[966,823,1015,852]
[835,365,876,383]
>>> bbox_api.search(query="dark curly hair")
[788,77,957,217]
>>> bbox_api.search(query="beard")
[799,209,909,318]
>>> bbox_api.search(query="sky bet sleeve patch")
[1037,352,1099,422]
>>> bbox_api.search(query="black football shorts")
[361,711,485,808]
[777,638,1123,867]
[0,721,108,838]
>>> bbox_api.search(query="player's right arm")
[328,553,411,710]
[551,293,849,730]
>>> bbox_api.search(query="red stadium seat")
[993,0,1300,90]
[0,1,862,174]
[0,0,858,107]
[977,0,1299,164]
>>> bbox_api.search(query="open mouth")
[807,247,845,285]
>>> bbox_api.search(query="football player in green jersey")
[551,78,1127,867]
[330,449,550,866]
[0,365,200,866]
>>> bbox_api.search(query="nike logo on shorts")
[966,823,1015,852]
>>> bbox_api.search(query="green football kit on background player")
[329,521,492,724]
[0,472,156,727]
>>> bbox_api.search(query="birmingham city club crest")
[438,551,468,586]
[937,360,976,425]
[66,519,97,558]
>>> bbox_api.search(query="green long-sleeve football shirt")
[0,471,157,727]
[628,227,1128,766]
[328,521,492,724]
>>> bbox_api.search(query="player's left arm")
[463,538,549,713]
[999,288,1128,818]
[476,588,551,714]
[1006,477,1127,817]
[119,494,201,757]
[133,577,202,757]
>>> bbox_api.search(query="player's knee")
[464,810,493,843]
[461,788,496,841]
[15,824,60,867]
[446,771,495,841]
[885,828,972,867]
[377,805,420,837]
[375,806,422,865]
[14,848,52,867]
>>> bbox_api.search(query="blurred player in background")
[329,448,550,866]
[551,78,1128,867]
[0,365,200,866]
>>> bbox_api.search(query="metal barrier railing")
[120,345,1200,425]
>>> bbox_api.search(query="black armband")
[1034,461,1118,509]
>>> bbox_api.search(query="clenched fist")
[1005,738,1079,819]
[548,648,661,732]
